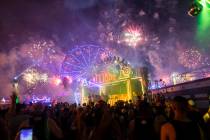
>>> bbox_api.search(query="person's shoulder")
[161,122,174,130]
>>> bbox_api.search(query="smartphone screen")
[20,128,33,140]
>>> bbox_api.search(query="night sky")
[0,0,195,51]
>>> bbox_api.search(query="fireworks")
[97,8,161,49]
[23,68,48,87]
[171,72,190,85]
[97,9,130,44]
[122,25,144,47]
[27,40,57,65]
[178,48,202,69]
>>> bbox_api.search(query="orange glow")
[52,77,62,86]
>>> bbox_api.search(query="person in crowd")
[1,91,210,140]
[203,107,210,123]
[89,100,122,140]
[187,99,207,139]
[153,106,167,140]
[203,107,210,140]
[187,99,204,124]
[161,96,203,140]
[15,103,63,140]
[0,111,10,140]
[128,100,157,140]
[8,103,30,140]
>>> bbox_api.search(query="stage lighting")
[12,77,18,83]
[188,2,203,17]
[206,0,210,9]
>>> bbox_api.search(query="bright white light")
[122,25,144,47]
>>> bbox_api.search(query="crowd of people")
[0,92,210,140]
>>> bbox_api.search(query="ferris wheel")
[61,44,113,80]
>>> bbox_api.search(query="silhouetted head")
[172,96,188,113]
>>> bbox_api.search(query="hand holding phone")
[20,128,33,140]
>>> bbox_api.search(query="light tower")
[12,77,19,93]
[12,77,20,103]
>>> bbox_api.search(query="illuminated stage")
[80,67,149,105]
[9,45,150,105]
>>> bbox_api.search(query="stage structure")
[61,44,149,105]
[81,67,149,105]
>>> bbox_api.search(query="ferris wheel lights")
[65,76,73,84]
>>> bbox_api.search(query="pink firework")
[122,25,144,47]
[178,48,202,69]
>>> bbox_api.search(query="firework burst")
[97,9,130,44]
[97,8,160,48]
[27,40,57,65]
[122,25,144,47]
[23,68,48,87]
[178,48,202,69]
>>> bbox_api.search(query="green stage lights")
[196,0,210,47]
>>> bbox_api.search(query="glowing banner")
[92,71,117,83]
